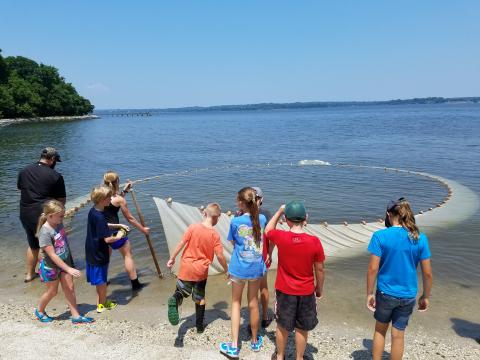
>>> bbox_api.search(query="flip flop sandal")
[24,274,39,283]
[71,315,95,324]
[35,308,53,323]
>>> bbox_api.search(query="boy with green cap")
[265,201,325,360]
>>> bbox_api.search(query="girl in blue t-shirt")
[366,198,433,360]
[220,187,266,358]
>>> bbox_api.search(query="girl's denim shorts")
[374,290,416,330]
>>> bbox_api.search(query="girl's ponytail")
[103,170,119,194]
[237,187,262,246]
[389,198,420,241]
[36,213,48,237]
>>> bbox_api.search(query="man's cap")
[41,147,62,162]
[284,200,307,221]
[252,186,263,198]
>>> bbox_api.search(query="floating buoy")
[166,197,173,204]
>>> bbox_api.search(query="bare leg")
[275,324,289,360]
[295,328,309,360]
[260,275,269,321]
[26,247,39,279]
[38,280,59,313]
[230,281,245,348]
[96,283,107,305]
[118,241,137,280]
[247,279,261,342]
[391,327,405,360]
[60,273,80,317]
[373,321,389,360]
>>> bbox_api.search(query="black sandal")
[24,273,39,283]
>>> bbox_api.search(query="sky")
[0,1,479,109]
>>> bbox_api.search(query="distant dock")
[99,112,153,117]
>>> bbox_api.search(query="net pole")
[130,190,163,278]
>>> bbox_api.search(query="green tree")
[0,52,94,119]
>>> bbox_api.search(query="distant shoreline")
[0,114,98,127]
[95,96,480,114]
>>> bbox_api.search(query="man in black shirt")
[17,147,66,282]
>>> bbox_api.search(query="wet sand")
[0,239,479,359]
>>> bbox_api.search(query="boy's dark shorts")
[176,278,207,303]
[274,290,318,332]
[374,290,416,330]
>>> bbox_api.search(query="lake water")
[1,104,480,275]
[0,104,479,336]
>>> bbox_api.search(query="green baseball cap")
[284,201,307,221]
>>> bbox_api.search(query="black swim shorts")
[20,216,40,250]
[274,290,318,332]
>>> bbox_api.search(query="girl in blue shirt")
[220,187,266,358]
[366,198,433,360]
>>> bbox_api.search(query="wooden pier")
[99,112,153,117]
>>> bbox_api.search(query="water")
[1,104,480,283]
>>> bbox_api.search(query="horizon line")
[94,96,480,112]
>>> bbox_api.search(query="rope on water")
[64,162,452,225]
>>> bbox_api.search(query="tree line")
[0,50,94,119]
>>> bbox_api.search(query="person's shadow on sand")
[263,327,318,360]
[451,318,480,344]
[107,271,150,306]
[351,339,390,359]
[174,301,230,348]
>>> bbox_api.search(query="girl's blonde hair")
[237,187,262,246]
[91,185,113,205]
[103,170,120,194]
[36,200,65,236]
[388,198,420,241]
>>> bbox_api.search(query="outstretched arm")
[118,197,150,235]
[366,254,380,311]
[418,259,433,311]
[166,236,189,268]
[43,245,80,277]
[265,205,285,235]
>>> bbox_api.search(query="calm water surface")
[1,104,479,287]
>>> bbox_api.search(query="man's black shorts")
[20,216,39,250]
[274,290,318,332]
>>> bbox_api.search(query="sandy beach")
[1,299,478,359]
[0,238,479,360]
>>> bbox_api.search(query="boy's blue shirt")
[227,214,267,279]
[368,226,431,299]
[85,207,111,266]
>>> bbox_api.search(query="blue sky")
[1,1,479,109]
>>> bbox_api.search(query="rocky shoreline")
[0,302,478,359]
[0,114,98,127]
